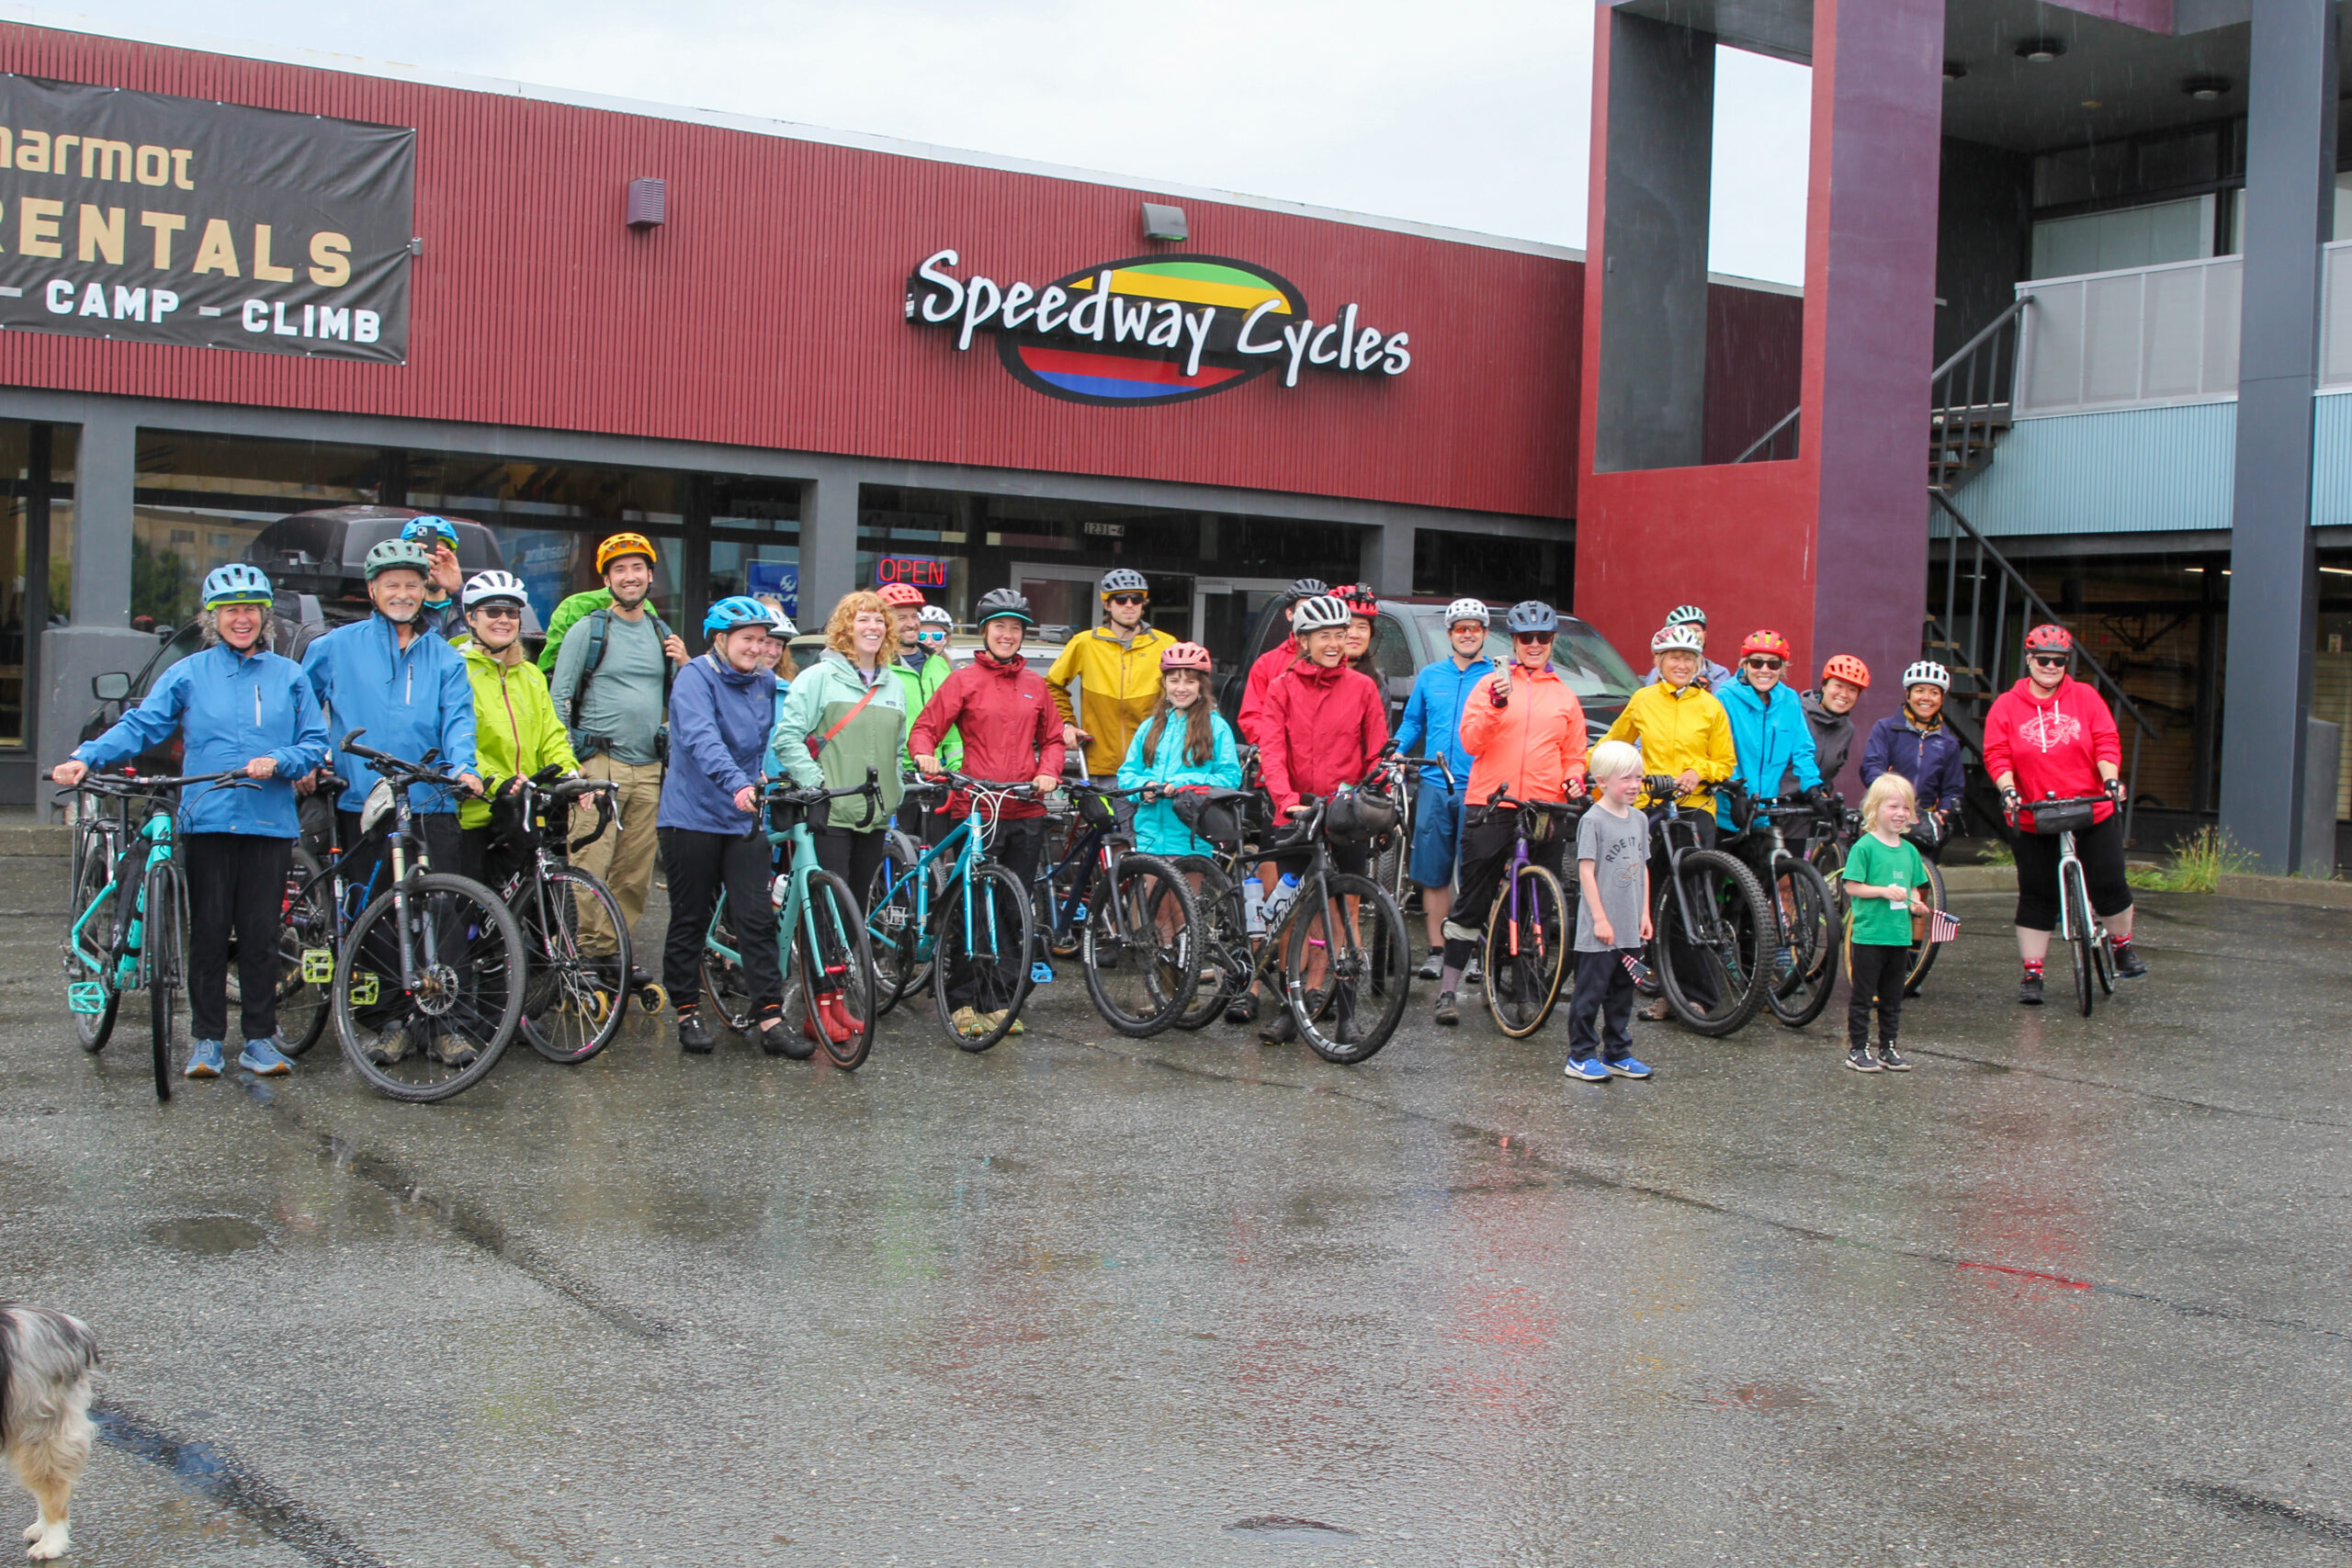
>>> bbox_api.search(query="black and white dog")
[0,1305,97,1561]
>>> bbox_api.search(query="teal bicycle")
[864,773,1043,1054]
[62,770,253,1100]
[699,771,883,1070]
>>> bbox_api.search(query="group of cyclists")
[53,526,2148,1084]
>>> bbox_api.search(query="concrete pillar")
[1359,523,1414,598]
[2219,0,2337,874]
[37,403,161,776]
[798,458,860,625]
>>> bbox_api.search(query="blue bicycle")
[864,774,1042,1053]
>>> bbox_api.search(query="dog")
[1,1304,97,1562]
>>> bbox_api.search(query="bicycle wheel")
[146,861,184,1100]
[1765,856,1838,1030]
[64,835,120,1053]
[700,892,756,1033]
[797,869,879,1070]
[1902,858,1949,995]
[517,867,630,1064]
[1654,848,1772,1037]
[1283,873,1410,1065]
[931,862,1035,1053]
[2058,857,2095,1017]
[1081,852,1200,1039]
[332,873,525,1102]
[1808,836,1850,928]
[2094,929,2115,997]
[865,831,929,1017]
[1169,857,1245,1031]
[1482,863,1569,1039]
[273,848,334,1058]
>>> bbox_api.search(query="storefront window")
[0,422,74,747]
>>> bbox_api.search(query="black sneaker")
[1433,990,1460,1027]
[2112,942,2147,980]
[1225,992,1259,1025]
[1260,1009,1296,1045]
[1844,1044,1882,1074]
[676,1011,716,1055]
[1875,1043,1911,1072]
[2018,971,2044,1006]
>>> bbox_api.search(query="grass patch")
[1977,840,2014,868]
[2127,827,2256,893]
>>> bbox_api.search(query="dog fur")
[0,1304,97,1562]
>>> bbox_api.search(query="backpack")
[569,606,675,759]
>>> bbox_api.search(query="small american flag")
[1927,907,1962,944]
[1621,952,1653,986]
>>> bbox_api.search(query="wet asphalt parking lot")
[6,852,2352,1566]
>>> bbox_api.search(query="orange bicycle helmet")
[2023,623,2074,653]
[876,581,926,607]
[1740,629,1793,660]
[595,532,657,574]
[1160,641,1214,673]
[1820,654,1871,689]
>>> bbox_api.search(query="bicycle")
[1030,781,1201,1039]
[1641,775,1774,1036]
[698,771,883,1070]
[1471,786,1585,1040]
[491,770,638,1065]
[1166,783,1412,1064]
[1806,797,1951,997]
[1728,791,1840,1030]
[2012,792,2114,1017]
[329,731,528,1101]
[862,774,1041,1053]
[61,770,251,1100]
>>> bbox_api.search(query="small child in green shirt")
[1843,773,1929,1074]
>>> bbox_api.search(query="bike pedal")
[1030,961,1056,984]
[65,980,109,1014]
[348,971,380,1008]
[300,947,336,984]
[638,983,667,1015]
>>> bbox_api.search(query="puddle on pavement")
[1712,1381,1812,1412]
[145,1216,268,1254]
[1227,1515,1359,1541]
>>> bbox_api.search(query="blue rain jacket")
[763,676,793,784]
[1115,707,1242,858]
[660,651,779,835]
[1715,675,1821,828]
[1860,715,1967,816]
[74,643,328,838]
[302,614,479,812]
[1394,654,1494,796]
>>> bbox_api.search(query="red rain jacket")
[1981,672,2120,831]
[1257,656,1388,816]
[1237,641,1296,750]
[910,654,1066,820]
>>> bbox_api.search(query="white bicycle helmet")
[1651,624,1705,655]
[1443,597,1489,627]
[461,570,529,610]
[766,606,799,637]
[1902,660,1951,691]
[1291,594,1351,635]
[917,604,953,628]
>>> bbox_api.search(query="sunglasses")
[1107,593,1148,606]
[473,605,522,620]
[2029,653,2068,668]
[1745,657,1783,670]
[917,628,946,641]
[1513,631,1555,644]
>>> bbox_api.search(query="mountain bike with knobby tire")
[330,732,527,1102]
[2014,792,2115,1017]
[1726,792,1841,1031]
[1031,781,1201,1039]
[1473,788,1585,1040]
[1642,776,1773,1037]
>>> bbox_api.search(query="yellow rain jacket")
[1045,623,1179,777]
[1602,679,1736,815]
[458,640,580,830]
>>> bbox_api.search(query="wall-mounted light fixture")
[626,177,667,230]
[2014,37,2065,63]
[2182,74,2232,101]
[1141,201,1188,243]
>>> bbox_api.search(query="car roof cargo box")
[244,504,540,637]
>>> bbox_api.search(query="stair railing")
[1930,297,2030,493]
[1733,405,1800,464]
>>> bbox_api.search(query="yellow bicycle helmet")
[595,532,657,574]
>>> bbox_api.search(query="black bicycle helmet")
[1285,577,1329,603]
[1504,600,1558,636]
[976,587,1033,625]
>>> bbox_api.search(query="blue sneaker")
[1563,1057,1611,1083]
[183,1039,224,1078]
[237,1039,293,1076]
[1605,1055,1653,1080]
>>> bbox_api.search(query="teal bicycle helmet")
[704,594,775,636]
[364,538,435,580]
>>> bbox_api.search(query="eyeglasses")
[1513,631,1555,644]
[1745,657,1784,670]
[2029,653,2068,668]
[1106,593,1148,606]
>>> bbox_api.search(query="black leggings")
[813,827,888,911]
[1847,941,1907,1050]
[660,826,782,1019]
[2012,813,2132,931]
[183,833,292,1045]
[1442,811,1566,969]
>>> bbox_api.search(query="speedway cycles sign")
[907,249,1410,408]
[0,74,414,361]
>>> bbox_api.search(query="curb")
[0,824,71,856]
[2213,871,2352,911]
[1939,865,2013,894]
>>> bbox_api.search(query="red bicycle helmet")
[1820,654,1871,690]
[876,581,926,608]
[1740,629,1792,660]
[2023,623,2074,653]
[1160,641,1214,673]
[1337,582,1380,614]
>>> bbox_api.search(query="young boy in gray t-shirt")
[1566,741,1654,1081]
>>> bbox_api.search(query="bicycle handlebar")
[763,766,886,809]
[1394,753,1456,789]
[338,728,476,792]
[56,768,258,800]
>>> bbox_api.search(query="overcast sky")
[24,0,1816,285]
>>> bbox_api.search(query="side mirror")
[91,671,130,702]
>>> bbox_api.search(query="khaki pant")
[573,754,663,961]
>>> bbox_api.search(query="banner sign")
[0,75,414,361]
[745,558,799,622]
[907,250,1410,409]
